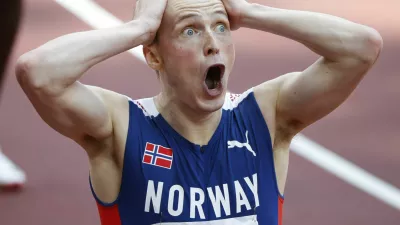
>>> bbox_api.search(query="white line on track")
[55,0,145,62]
[55,0,400,210]
[292,134,400,210]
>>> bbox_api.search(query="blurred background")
[0,0,399,224]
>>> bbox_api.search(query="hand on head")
[133,0,168,45]
[220,0,251,30]
[132,0,251,46]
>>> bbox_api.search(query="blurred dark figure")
[0,0,26,191]
[1,0,23,83]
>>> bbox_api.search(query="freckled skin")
[151,0,235,113]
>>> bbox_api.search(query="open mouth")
[205,64,225,90]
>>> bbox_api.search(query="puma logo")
[227,131,256,157]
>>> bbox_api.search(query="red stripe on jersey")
[96,202,122,225]
[278,195,284,225]
[145,143,155,152]
[155,157,172,169]
[158,146,173,157]
[143,154,153,164]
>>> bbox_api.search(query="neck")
[154,93,222,146]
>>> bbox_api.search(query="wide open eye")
[183,27,196,36]
[216,24,226,33]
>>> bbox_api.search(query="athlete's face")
[145,0,235,112]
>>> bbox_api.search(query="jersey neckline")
[149,97,227,149]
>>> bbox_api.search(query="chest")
[135,132,260,222]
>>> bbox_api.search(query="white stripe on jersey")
[152,215,258,225]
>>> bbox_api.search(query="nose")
[203,33,220,56]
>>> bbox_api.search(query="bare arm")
[15,0,166,143]
[16,21,149,142]
[241,4,383,134]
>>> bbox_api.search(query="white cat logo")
[227,131,256,157]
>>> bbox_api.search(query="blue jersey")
[90,88,284,225]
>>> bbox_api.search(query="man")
[0,0,26,191]
[16,0,382,224]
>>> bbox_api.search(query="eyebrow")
[175,9,228,24]
[213,9,228,19]
[175,13,201,24]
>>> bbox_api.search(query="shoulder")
[81,86,143,165]
[86,87,159,136]
[86,85,136,123]
[86,85,130,109]
[252,72,298,106]
[78,85,131,151]
[243,73,298,143]
[227,78,282,116]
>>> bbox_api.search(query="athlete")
[16,0,382,224]
[0,0,26,190]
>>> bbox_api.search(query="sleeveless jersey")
[90,88,284,225]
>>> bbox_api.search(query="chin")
[196,92,226,113]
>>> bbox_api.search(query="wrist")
[238,2,256,28]
[127,19,158,45]
[240,3,274,29]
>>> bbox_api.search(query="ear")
[143,44,162,71]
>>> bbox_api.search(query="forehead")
[165,0,226,22]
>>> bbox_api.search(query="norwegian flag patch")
[142,142,173,169]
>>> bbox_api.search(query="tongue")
[206,79,218,89]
